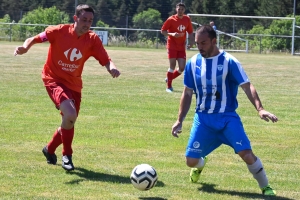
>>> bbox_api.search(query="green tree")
[18,6,69,39]
[236,25,266,53]
[0,14,12,39]
[133,8,162,29]
[132,8,162,43]
[19,6,69,25]
[263,15,300,52]
[95,19,120,36]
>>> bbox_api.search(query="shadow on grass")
[65,167,165,188]
[139,198,167,200]
[198,183,295,200]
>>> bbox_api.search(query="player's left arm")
[240,82,278,123]
[105,61,120,78]
[187,32,195,49]
[91,36,120,78]
[186,17,195,48]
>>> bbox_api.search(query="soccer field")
[0,41,299,199]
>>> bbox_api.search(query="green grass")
[0,41,299,200]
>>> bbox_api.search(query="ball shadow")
[65,167,165,188]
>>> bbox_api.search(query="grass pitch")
[0,42,299,199]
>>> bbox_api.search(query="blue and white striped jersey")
[184,51,249,113]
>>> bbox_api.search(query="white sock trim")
[194,157,205,169]
[168,68,174,73]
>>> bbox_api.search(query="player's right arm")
[161,30,184,38]
[14,32,47,56]
[171,86,193,138]
[161,17,184,38]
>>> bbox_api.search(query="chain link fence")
[1,22,300,54]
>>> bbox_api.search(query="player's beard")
[81,26,90,34]
[200,45,214,58]
[177,12,184,17]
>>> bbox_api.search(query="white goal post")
[188,14,296,55]
[190,21,249,53]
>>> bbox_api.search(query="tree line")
[1,0,299,31]
[0,0,299,52]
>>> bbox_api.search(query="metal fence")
[1,22,299,54]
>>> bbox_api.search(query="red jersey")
[161,15,193,51]
[40,24,110,93]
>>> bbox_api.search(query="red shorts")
[45,82,81,115]
[167,49,186,59]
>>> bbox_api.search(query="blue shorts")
[185,112,252,158]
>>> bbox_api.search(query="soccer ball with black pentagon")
[130,164,158,191]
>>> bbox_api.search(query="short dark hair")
[75,4,95,16]
[176,2,186,8]
[196,25,217,40]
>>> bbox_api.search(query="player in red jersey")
[14,4,120,171]
[161,2,194,92]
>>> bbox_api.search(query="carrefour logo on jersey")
[64,48,82,61]
[177,25,186,32]
[58,48,82,72]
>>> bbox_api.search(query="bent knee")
[238,150,256,164]
[186,157,200,168]
[63,112,77,125]
[65,114,77,122]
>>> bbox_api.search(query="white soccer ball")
[130,164,158,191]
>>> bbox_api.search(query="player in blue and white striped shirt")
[171,25,278,196]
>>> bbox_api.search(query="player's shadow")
[198,183,295,200]
[65,167,165,188]
[139,198,167,200]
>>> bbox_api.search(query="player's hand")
[187,42,195,49]
[258,109,278,123]
[108,68,120,78]
[14,46,28,56]
[171,121,182,138]
[172,32,184,38]
[187,44,193,49]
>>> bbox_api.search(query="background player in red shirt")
[14,4,120,171]
[161,2,194,92]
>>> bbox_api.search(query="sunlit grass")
[0,41,299,199]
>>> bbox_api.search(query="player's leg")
[59,99,77,171]
[42,127,61,165]
[186,113,221,183]
[166,49,177,92]
[172,50,186,80]
[43,83,80,171]
[222,112,276,196]
[42,84,66,165]
[239,150,276,195]
[59,99,77,151]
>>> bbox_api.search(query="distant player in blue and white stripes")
[171,25,278,196]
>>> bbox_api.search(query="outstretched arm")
[172,86,193,137]
[241,82,278,123]
[14,36,40,56]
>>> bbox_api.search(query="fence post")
[126,15,128,47]
[260,35,262,54]
[292,18,295,55]
[9,23,12,42]
[156,31,158,49]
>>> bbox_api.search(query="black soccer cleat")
[62,155,75,171]
[42,146,57,165]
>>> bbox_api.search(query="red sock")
[173,70,182,80]
[167,71,173,88]
[61,127,74,156]
[47,128,62,154]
